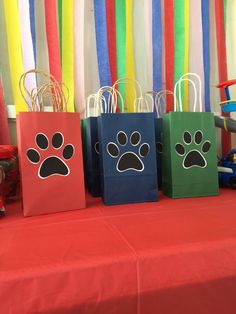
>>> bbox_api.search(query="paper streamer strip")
[18,0,38,109]
[62,0,74,112]
[84,0,100,98]
[183,0,189,111]
[35,1,50,75]
[144,1,153,92]
[201,0,210,112]
[174,0,185,86]
[3,0,27,113]
[29,0,36,62]
[0,80,11,144]
[106,0,117,85]
[215,0,231,154]
[94,0,112,88]
[57,0,62,59]
[226,1,236,124]
[152,0,162,92]
[115,0,126,107]
[125,0,136,112]
[44,0,62,83]
[164,0,174,112]
[74,0,85,116]
[133,1,148,95]
[189,0,204,112]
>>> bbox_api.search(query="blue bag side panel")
[154,118,163,190]
[85,117,101,197]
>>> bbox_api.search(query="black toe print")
[27,149,40,163]
[175,144,185,156]
[183,131,191,144]
[36,133,48,149]
[194,131,202,144]
[107,143,119,157]
[156,142,163,154]
[130,132,140,146]
[27,132,74,179]
[117,131,127,146]
[175,130,211,169]
[63,145,74,159]
[139,143,150,157]
[52,132,64,149]
[107,131,149,172]
[202,141,211,153]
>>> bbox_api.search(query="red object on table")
[0,80,11,145]
[1,190,236,313]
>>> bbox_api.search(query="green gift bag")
[162,73,219,198]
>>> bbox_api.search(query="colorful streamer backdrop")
[0,0,235,151]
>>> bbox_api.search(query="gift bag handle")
[174,73,202,112]
[19,69,68,112]
[174,78,197,112]
[96,86,124,113]
[155,90,177,117]
[86,93,108,118]
[112,77,144,112]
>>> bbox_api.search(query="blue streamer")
[152,0,162,93]
[94,0,112,88]
[201,0,210,112]
[29,0,36,62]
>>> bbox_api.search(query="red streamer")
[0,81,11,145]
[106,0,117,85]
[164,0,174,112]
[215,0,231,154]
[44,0,62,83]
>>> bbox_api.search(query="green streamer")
[115,0,126,110]
[174,0,185,103]
[57,0,62,61]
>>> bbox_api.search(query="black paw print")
[26,132,74,179]
[175,130,211,169]
[107,131,150,172]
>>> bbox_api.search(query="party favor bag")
[162,73,219,198]
[17,70,85,216]
[98,103,158,205]
[83,91,107,197]
[145,90,176,190]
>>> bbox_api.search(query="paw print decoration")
[106,131,150,172]
[26,132,74,179]
[175,130,211,169]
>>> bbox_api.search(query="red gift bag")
[16,70,85,216]
[17,112,85,216]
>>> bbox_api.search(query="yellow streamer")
[126,0,136,112]
[3,0,27,113]
[183,0,189,111]
[62,0,74,112]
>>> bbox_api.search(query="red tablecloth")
[1,190,236,314]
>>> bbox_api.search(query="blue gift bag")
[98,112,158,205]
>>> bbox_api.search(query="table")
[1,189,236,314]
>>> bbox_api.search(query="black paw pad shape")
[175,130,211,169]
[26,132,74,179]
[107,131,150,172]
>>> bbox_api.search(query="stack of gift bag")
[15,71,219,216]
